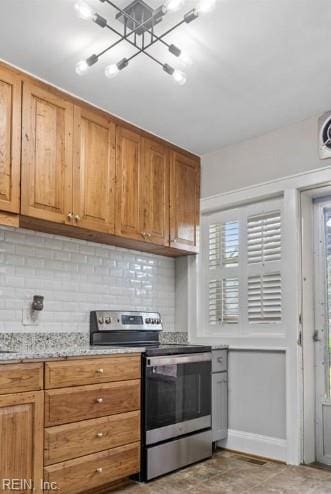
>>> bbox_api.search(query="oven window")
[145,360,211,431]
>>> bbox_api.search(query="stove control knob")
[157,319,161,325]
[146,318,151,324]
[98,317,104,325]
[105,316,111,324]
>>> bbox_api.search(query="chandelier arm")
[105,24,165,65]
[102,0,187,49]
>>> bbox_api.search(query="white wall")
[201,115,328,197]
[0,226,176,333]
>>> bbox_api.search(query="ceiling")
[1,0,331,155]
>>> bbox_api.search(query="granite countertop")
[0,345,145,363]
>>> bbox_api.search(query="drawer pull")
[96,397,103,404]
[96,432,104,438]
[217,357,223,363]
[96,368,104,374]
[96,468,103,474]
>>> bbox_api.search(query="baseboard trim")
[217,429,287,462]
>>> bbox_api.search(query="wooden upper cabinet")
[0,66,21,214]
[73,106,116,233]
[140,139,170,246]
[170,151,200,253]
[21,82,73,224]
[0,391,43,494]
[115,126,142,240]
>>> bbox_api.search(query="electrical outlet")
[22,308,39,326]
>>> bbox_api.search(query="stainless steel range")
[90,311,212,481]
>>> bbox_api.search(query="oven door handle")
[146,352,211,367]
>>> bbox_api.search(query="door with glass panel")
[314,198,331,466]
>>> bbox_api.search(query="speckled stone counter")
[0,345,144,362]
[0,331,143,362]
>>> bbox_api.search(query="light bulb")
[105,64,119,79]
[75,60,89,75]
[167,0,184,12]
[173,70,187,86]
[197,0,216,13]
[74,0,94,20]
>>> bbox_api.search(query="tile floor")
[114,450,331,494]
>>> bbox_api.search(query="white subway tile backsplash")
[0,226,176,333]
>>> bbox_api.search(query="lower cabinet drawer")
[0,362,43,394]
[45,380,140,426]
[44,410,140,465]
[43,442,140,494]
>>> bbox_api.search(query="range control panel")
[91,311,162,331]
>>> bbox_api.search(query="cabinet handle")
[96,368,104,374]
[67,212,74,221]
[141,232,147,240]
[74,214,81,223]
[96,432,104,438]
[96,397,103,404]
[148,233,152,238]
[96,468,103,473]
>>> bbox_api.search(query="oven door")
[144,353,212,445]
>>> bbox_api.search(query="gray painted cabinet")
[212,349,228,442]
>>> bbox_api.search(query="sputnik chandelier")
[74,0,216,85]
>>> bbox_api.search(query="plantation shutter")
[202,198,283,333]
[247,211,281,264]
[247,208,282,324]
[248,273,282,323]
[207,219,240,326]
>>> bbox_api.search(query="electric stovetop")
[142,344,211,356]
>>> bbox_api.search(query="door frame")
[301,187,331,465]
[313,197,331,465]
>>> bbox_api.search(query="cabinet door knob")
[96,467,103,473]
[96,432,104,438]
[96,368,104,374]
[74,214,81,222]
[96,397,103,404]
[141,232,147,240]
[67,212,73,221]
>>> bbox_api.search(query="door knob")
[74,214,81,223]
[96,432,104,438]
[96,368,104,374]
[67,212,74,221]
[96,397,103,404]
[96,468,103,473]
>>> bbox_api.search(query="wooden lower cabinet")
[0,391,44,494]
[0,354,141,494]
[44,442,140,494]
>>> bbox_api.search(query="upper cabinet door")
[170,151,200,253]
[141,139,170,246]
[115,126,142,240]
[21,82,73,224]
[0,67,21,214]
[73,106,116,233]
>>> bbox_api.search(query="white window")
[201,198,283,334]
